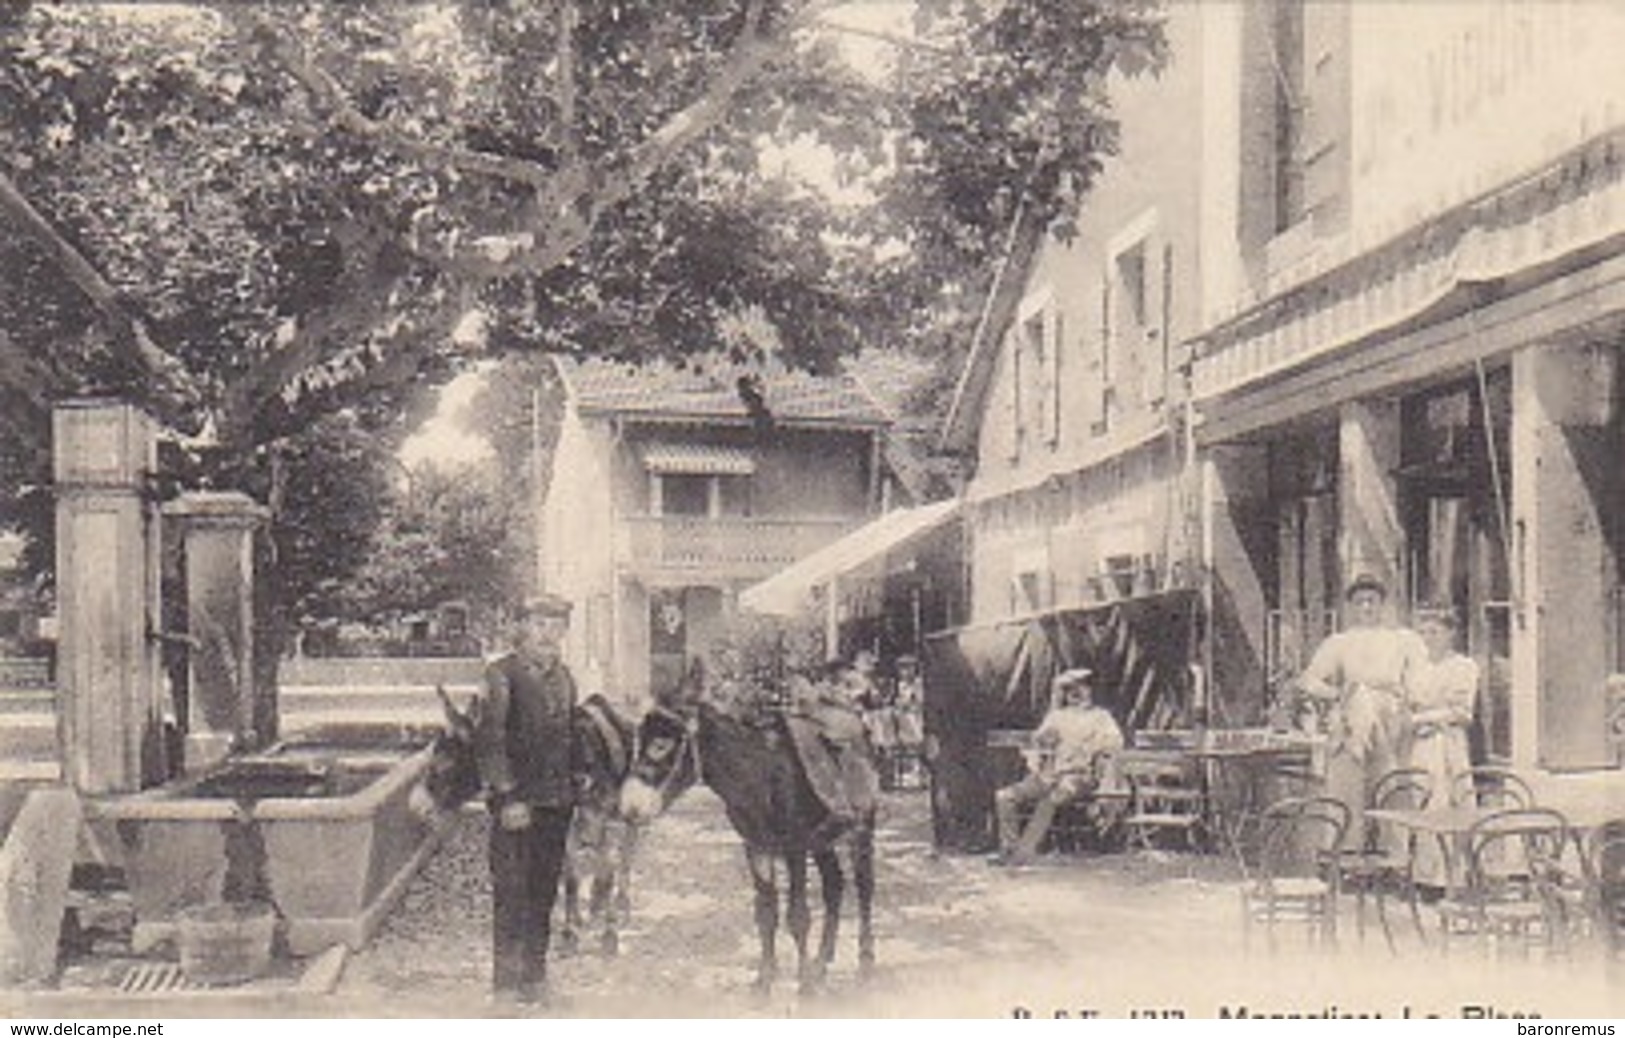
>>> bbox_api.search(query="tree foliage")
[0,0,1167,620]
[341,463,527,628]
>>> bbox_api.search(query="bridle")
[636,704,703,806]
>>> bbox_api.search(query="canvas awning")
[920,589,1203,852]
[640,442,756,475]
[740,498,961,617]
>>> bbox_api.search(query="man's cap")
[1345,574,1388,600]
[1054,667,1094,689]
[518,592,573,619]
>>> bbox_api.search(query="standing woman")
[1406,606,1478,889]
[1299,575,1427,840]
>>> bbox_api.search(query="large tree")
[0,0,1166,629]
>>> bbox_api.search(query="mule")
[619,695,876,995]
[559,694,638,956]
[412,684,642,957]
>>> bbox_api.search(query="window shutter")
[1005,331,1023,463]
[1095,274,1113,433]
[1143,238,1171,408]
[1044,308,1063,445]
[1301,1,1351,231]
[1100,273,1114,387]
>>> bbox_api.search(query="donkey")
[618,691,877,995]
[413,684,642,956]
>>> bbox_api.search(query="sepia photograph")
[0,0,1622,1021]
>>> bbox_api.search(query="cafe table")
[1364,801,1620,948]
[1189,730,1322,864]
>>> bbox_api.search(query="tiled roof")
[554,355,890,427]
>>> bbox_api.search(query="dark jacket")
[474,651,577,808]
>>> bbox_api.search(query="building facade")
[539,356,893,709]
[940,1,1215,702]
[948,1,1625,786]
[1195,1,1625,782]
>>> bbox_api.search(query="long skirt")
[1409,727,1471,888]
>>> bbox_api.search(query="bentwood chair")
[1336,767,1434,951]
[1583,820,1625,957]
[1436,807,1574,957]
[1452,767,1535,810]
[1241,796,1351,953]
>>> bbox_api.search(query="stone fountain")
[0,400,450,987]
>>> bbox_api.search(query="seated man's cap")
[518,592,573,619]
[1055,667,1094,689]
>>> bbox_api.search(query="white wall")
[1349,2,1625,239]
[539,405,617,692]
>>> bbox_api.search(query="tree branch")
[237,294,466,450]
[0,167,202,425]
[244,3,829,297]
[240,14,556,190]
[454,0,811,282]
[556,0,577,169]
[811,16,951,56]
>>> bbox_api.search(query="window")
[1240,0,1349,261]
[1011,545,1052,614]
[1103,213,1159,431]
[1022,306,1062,448]
[1014,572,1045,613]
[1116,245,1148,333]
[1024,312,1045,449]
[1011,287,1059,460]
[660,474,710,516]
[717,475,753,517]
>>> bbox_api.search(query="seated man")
[994,667,1125,864]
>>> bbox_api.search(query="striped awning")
[640,442,756,475]
[740,499,962,617]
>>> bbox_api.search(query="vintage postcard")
[0,0,1622,1021]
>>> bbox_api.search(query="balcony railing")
[619,514,857,577]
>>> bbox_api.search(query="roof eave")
[939,211,1047,454]
[548,354,580,409]
[575,407,891,430]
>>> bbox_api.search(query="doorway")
[1398,369,1513,763]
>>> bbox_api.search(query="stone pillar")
[162,491,270,771]
[1202,444,1271,724]
[1338,399,1403,606]
[1512,342,1618,771]
[53,400,164,794]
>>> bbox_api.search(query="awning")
[640,442,756,475]
[740,498,961,617]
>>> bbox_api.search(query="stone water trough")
[82,722,450,957]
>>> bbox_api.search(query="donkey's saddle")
[783,702,878,838]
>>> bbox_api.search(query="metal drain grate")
[119,963,192,994]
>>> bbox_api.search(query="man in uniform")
[474,592,578,1005]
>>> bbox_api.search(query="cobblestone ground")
[335,789,1625,1019]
